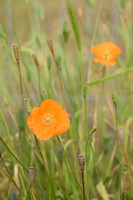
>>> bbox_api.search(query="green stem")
[17,60,25,110]
[90,143,100,183]
[81,171,85,200]
[0,136,49,200]
[123,172,126,200]
[51,51,66,107]
[0,152,22,197]
[0,165,27,198]
[112,95,122,200]
[85,128,97,168]
[85,65,133,87]
[37,67,41,100]
[57,136,84,194]
[34,135,49,180]
[87,0,104,83]
[85,128,98,196]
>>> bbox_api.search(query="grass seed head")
[28,167,35,187]
[32,54,39,68]
[13,44,19,63]
[79,154,84,173]
[47,39,54,53]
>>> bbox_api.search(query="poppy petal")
[53,109,70,136]
[93,57,116,66]
[91,45,101,57]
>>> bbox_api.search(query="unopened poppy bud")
[112,95,117,108]
[79,154,84,173]
[13,44,19,63]
[28,167,35,187]
[32,54,39,68]
[40,91,47,100]
[24,98,32,114]
[47,39,54,53]
[83,85,87,99]
[122,164,128,172]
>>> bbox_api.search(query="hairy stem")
[0,136,49,199]
[0,152,22,197]
[112,95,122,199]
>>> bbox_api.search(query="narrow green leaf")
[85,66,133,87]
[0,24,4,37]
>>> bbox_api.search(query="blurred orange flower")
[27,99,70,140]
[91,42,121,66]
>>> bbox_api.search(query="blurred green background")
[0,0,133,199]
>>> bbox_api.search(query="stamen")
[104,51,109,60]
[42,115,53,125]
[46,117,51,122]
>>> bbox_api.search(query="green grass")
[0,0,133,199]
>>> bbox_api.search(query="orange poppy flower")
[27,99,70,140]
[91,42,121,66]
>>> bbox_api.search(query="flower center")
[104,51,109,60]
[42,115,53,126]
[46,117,51,122]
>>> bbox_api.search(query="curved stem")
[57,136,84,193]
[0,136,49,199]
[17,61,24,110]
[112,95,122,199]
[0,152,22,197]
[51,51,66,107]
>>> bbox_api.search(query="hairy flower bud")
[79,154,84,173]
[13,44,19,62]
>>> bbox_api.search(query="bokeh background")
[0,0,133,199]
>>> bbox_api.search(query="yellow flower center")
[42,114,53,126]
[104,51,109,60]
[46,117,51,122]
